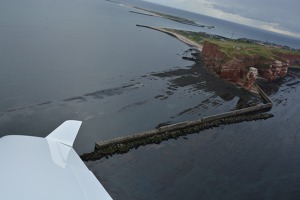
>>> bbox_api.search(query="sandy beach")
[136,25,203,51]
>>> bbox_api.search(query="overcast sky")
[144,0,300,38]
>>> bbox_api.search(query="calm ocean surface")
[1,0,300,199]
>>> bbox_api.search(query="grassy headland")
[163,28,300,62]
[138,25,300,93]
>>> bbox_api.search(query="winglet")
[46,120,82,147]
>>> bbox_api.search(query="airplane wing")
[0,120,113,200]
[46,120,82,147]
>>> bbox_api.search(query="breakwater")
[80,84,273,161]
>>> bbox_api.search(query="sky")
[144,0,300,38]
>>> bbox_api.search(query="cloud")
[208,0,300,36]
[144,0,300,38]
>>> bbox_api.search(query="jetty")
[81,83,272,161]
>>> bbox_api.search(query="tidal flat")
[1,0,300,199]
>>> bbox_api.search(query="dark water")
[88,70,300,200]
[1,0,300,199]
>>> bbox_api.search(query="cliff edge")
[201,40,300,92]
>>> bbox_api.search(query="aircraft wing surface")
[0,120,112,200]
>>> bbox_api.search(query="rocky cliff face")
[274,52,300,66]
[201,41,227,74]
[201,41,297,91]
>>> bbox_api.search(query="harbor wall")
[80,84,273,161]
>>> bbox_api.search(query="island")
[132,7,214,29]
[137,25,300,93]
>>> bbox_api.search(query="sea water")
[1,0,300,199]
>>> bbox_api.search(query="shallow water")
[86,69,300,200]
[0,0,260,154]
[1,0,300,199]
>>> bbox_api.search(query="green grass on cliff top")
[164,28,300,61]
[208,39,276,60]
[166,29,206,44]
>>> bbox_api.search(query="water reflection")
[86,66,300,200]
[257,68,300,96]
[151,49,262,113]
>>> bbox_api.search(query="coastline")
[136,25,203,51]
[137,23,297,96]
[81,80,273,161]
[136,24,262,94]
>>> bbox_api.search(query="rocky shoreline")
[137,25,300,94]
[80,21,298,162]
[81,112,273,161]
[81,54,274,161]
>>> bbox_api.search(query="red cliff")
[201,41,297,91]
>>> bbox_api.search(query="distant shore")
[136,25,203,51]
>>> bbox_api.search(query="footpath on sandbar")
[136,25,203,51]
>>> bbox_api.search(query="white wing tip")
[46,120,82,147]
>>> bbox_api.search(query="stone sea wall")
[80,83,273,161]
